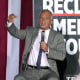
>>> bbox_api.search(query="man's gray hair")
[39,9,53,21]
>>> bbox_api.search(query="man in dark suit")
[6,9,66,80]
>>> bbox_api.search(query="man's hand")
[8,14,18,23]
[40,42,48,52]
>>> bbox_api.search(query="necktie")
[36,31,45,69]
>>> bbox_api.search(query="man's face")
[38,12,52,30]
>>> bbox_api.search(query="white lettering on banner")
[64,0,73,14]
[53,19,66,35]
[66,38,78,55]
[54,0,63,14]
[77,19,80,34]
[74,0,80,13]
[43,0,53,13]
[53,19,80,35]
[66,76,75,80]
[43,0,80,14]
[67,19,76,35]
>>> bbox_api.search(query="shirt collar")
[39,28,50,32]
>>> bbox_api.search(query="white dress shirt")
[27,29,50,67]
[7,22,12,27]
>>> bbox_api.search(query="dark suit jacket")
[6,23,66,76]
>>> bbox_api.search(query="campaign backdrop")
[33,0,80,80]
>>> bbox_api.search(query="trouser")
[14,67,59,80]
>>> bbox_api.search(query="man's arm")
[5,14,27,40]
[6,23,27,40]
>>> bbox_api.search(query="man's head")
[38,9,53,30]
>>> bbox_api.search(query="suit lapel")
[47,29,56,45]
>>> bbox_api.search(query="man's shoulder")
[26,26,39,30]
[50,29,64,38]
[51,29,62,35]
[25,27,39,34]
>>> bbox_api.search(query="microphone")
[41,31,45,42]
[41,31,45,52]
